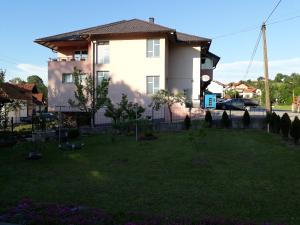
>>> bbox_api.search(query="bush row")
[267,112,300,144]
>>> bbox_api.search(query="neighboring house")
[206,80,226,98]
[227,82,261,99]
[0,83,45,123]
[35,18,219,123]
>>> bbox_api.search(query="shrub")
[270,112,277,133]
[290,116,300,144]
[184,115,191,130]
[204,110,213,128]
[221,111,231,128]
[68,128,80,139]
[242,109,250,128]
[275,115,281,134]
[280,113,291,138]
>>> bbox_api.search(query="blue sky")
[1,0,300,83]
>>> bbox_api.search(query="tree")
[105,94,145,125]
[274,73,285,82]
[150,90,185,123]
[68,67,109,126]
[9,77,25,84]
[290,116,300,144]
[225,89,240,99]
[0,69,5,83]
[27,75,48,99]
[221,111,231,128]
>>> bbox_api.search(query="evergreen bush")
[184,115,191,130]
[290,116,300,144]
[204,110,213,128]
[270,112,277,133]
[280,113,291,138]
[242,109,250,128]
[221,111,231,128]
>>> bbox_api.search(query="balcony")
[48,57,91,74]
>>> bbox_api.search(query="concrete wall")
[168,45,201,99]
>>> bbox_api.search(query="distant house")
[0,83,45,123]
[206,80,226,98]
[35,18,220,123]
[227,82,261,99]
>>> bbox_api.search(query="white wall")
[207,81,225,97]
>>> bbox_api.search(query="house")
[227,82,261,99]
[0,83,45,123]
[206,80,226,98]
[35,18,219,123]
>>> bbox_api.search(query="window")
[62,73,73,83]
[74,50,88,61]
[97,71,110,85]
[147,39,160,57]
[97,42,110,64]
[146,76,159,95]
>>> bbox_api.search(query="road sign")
[204,94,216,109]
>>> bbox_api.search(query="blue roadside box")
[204,94,216,109]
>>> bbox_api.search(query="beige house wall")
[168,45,201,101]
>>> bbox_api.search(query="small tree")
[204,110,212,128]
[270,112,277,133]
[105,94,145,130]
[150,90,185,123]
[242,109,250,128]
[68,67,109,127]
[221,111,231,128]
[280,113,291,138]
[290,116,300,144]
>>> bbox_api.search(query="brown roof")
[35,19,212,47]
[0,83,32,102]
[15,83,36,92]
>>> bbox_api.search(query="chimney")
[149,17,155,24]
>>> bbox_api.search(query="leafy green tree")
[225,89,240,99]
[27,75,48,99]
[274,73,285,82]
[150,90,185,123]
[0,69,5,83]
[68,67,110,126]
[9,77,25,84]
[290,116,300,144]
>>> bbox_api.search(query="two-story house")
[35,18,219,124]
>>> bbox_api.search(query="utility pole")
[261,22,271,114]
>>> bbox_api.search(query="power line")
[265,0,283,23]
[212,25,261,39]
[244,30,262,80]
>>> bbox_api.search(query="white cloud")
[214,58,300,83]
[16,64,47,83]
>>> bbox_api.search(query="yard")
[1,129,300,225]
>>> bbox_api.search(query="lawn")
[272,104,291,111]
[1,129,300,225]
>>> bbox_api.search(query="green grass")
[1,129,300,225]
[272,104,291,111]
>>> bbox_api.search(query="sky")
[0,0,300,83]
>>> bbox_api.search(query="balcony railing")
[49,57,88,62]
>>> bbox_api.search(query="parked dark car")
[216,98,245,110]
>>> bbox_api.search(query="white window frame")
[62,73,73,83]
[97,41,110,64]
[146,76,160,95]
[97,71,110,86]
[146,39,160,58]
